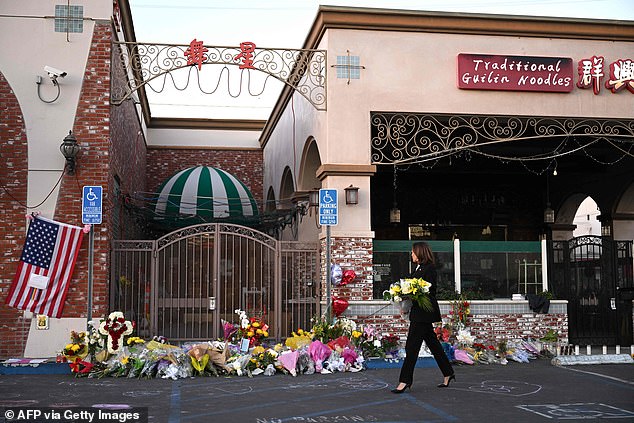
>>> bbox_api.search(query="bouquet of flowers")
[380,333,401,357]
[383,278,433,311]
[245,345,279,375]
[449,298,470,328]
[62,331,89,361]
[235,309,269,347]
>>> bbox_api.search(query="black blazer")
[408,263,442,323]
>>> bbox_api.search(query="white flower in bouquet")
[399,279,412,295]
[337,317,357,333]
[456,329,475,347]
[235,309,250,329]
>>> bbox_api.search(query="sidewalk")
[1,358,632,422]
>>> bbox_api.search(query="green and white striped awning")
[154,166,259,220]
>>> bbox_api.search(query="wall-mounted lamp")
[308,189,320,207]
[389,205,401,224]
[543,204,555,224]
[344,185,359,205]
[60,130,80,175]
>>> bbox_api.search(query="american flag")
[5,216,85,318]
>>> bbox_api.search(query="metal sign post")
[319,189,338,323]
[82,186,102,325]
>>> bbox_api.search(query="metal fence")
[110,223,319,342]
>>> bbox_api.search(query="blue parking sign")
[82,186,102,224]
[318,188,338,226]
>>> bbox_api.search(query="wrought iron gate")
[110,223,320,342]
[549,236,633,345]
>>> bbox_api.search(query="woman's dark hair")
[412,241,435,265]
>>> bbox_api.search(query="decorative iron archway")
[111,41,327,110]
[110,223,319,342]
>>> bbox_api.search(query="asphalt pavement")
[1,358,633,423]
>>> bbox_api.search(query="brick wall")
[0,71,30,358]
[146,148,263,207]
[53,22,112,322]
[322,237,374,301]
[345,309,568,345]
[110,43,147,241]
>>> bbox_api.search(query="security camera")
[44,66,67,79]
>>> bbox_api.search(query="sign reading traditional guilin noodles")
[457,54,574,93]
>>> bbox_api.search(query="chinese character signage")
[605,58,633,93]
[577,55,604,94]
[576,56,634,94]
[184,39,208,71]
[457,54,574,92]
[234,41,256,69]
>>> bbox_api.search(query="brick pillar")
[54,22,112,320]
[321,236,374,304]
[0,71,30,358]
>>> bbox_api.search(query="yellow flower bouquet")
[62,331,89,361]
[383,278,433,312]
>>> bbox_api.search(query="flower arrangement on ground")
[86,323,104,360]
[99,311,134,354]
[235,309,269,347]
[380,333,401,357]
[62,331,89,361]
[383,278,433,311]
[434,325,451,342]
[449,297,470,328]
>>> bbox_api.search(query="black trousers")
[398,320,454,384]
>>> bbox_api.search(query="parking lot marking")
[516,403,634,419]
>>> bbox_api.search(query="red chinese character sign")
[234,41,256,69]
[605,58,634,94]
[577,56,604,95]
[184,39,208,71]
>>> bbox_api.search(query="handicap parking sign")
[318,188,338,226]
[82,186,102,224]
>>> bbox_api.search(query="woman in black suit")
[392,241,455,393]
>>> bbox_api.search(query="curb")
[551,354,634,366]
[1,361,71,375]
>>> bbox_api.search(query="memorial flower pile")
[63,310,398,379]
[60,307,552,380]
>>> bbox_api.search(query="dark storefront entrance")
[549,236,633,346]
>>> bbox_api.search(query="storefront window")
[372,241,454,299]
[373,240,542,299]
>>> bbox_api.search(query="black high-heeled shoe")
[437,374,455,388]
[391,383,412,394]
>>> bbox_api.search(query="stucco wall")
[0,0,112,218]
[264,26,633,238]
